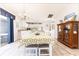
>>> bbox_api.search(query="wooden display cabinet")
[57,21,79,48]
[57,23,64,43]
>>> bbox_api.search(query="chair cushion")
[26,44,39,47]
[26,44,49,48]
[39,44,49,47]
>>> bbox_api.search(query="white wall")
[58,4,79,21]
[13,17,21,41]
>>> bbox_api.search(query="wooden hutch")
[57,21,79,48]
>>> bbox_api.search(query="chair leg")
[49,44,52,56]
[25,48,38,56]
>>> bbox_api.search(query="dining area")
[18,29,55,56]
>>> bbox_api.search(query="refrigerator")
[0,8,15,47]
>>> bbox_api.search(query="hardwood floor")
[52,40,79,56]
[0,40,79,56]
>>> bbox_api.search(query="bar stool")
[38,44,50,56]
[25,44,38,56]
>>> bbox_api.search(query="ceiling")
[0,3,79,22]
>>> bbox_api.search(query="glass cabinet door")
[64,23,71,44]
[0,15,9,46]
[58,25,61,32]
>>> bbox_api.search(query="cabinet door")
[58,25,60,41]
[0,16,9,46]
[72,22,78,48]
[64,23,71,44]
[58,24,64,42]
